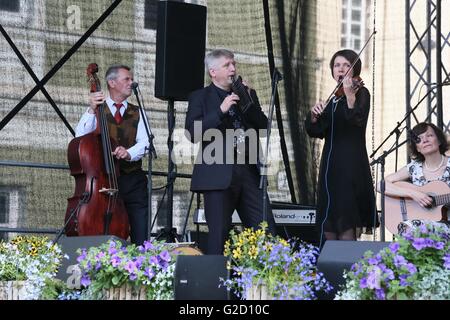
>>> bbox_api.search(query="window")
[0,191,10,241]
[0,188,21,241]
[341,0,366,51]
[0,0,19,12]
[144,0,158,30]
[0,191,8,224]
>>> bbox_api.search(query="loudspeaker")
[317,240,390,299]
[276,225,319,246]
[175,255,230,300]
[55,235,128,282]
[155,1,207,101]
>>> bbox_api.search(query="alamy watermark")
[171,121,281,175]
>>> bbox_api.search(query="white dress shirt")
[75,97,150,162]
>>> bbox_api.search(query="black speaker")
[174,255,230,300]
[55,235,128,283]
[276,225,319,246]
[155,1,207,101]
[317,240,390,299]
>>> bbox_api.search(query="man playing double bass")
[75,64,150,245]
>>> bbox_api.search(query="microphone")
[407,128,421,144]
[131,82,139,90]
[274,68,283,81]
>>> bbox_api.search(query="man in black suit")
[185,49,276,254]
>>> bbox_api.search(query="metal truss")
[405,0,450,135]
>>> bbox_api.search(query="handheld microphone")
[131,82,139,90]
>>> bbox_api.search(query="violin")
[64,63,130,239]
[334,76,365,98]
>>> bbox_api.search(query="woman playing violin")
[305,49,378,245]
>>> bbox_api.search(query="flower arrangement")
[76,239,175,300]
[336,222,450,300]
[0,235,63,300]
[222,223,332,300]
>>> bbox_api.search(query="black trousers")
[203,164,276,255]
[118,170,148,245]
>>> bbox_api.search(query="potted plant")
[221,222,332,300]
[335,221,450,300]
[0,235,63,300]
[76,239,176,300]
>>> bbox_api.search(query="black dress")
[305,87,378,235]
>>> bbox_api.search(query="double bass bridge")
[99,187,119,196]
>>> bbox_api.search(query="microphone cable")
[319,97,340,249]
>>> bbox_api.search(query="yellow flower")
[248,245,259,259]
[279,239,289,247]
[232,247,242,259]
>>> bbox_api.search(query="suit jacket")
[185,83,268,191]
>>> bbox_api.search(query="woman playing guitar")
[382,122,450,234]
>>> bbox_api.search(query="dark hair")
[329,49,361,78]
[410,122,449,162]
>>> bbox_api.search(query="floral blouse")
[407,157,450,187]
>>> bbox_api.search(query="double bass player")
[75,64,150,245]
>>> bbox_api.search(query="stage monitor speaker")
[175,255,230,300]
[155,1,207,101]
[55,235,128,284]
[276,225,319,246]
[317,240,390,299]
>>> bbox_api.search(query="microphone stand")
[370,138,408,241]
[259,69,283,223]
[133,84,157,241]
[369,83,445,240]
[370,84,440,160]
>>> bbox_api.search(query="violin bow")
[324,30,377,105]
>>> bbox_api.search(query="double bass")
[64,63,130,239]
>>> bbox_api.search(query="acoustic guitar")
[384,180,449,234]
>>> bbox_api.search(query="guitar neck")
[434,193,450,206]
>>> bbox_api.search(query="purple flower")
[434,241,445,250]
[80,274,91,287]
[159,251,171,262]
[149,256,159,265]
[444,254,450,269]
[143,241,155,251]
[129,273,137,281]
[399,275,409,287]
[111,255,121,267]
[144,267,155,280]
[108,241,118,255]
[359,277,368,289]
[366,267,381,289]
[383,268,395,281]
[394,255,407,268]
[368,257,380,265]
[389,242,400,254]
[134,256,145,269]
[412,238,427,250]
[76,250,87,263]
[96,252,105,259]
[159,260,169,270]
[406,263,417,274]
[375,288,385,300]
[124,261,137,273]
